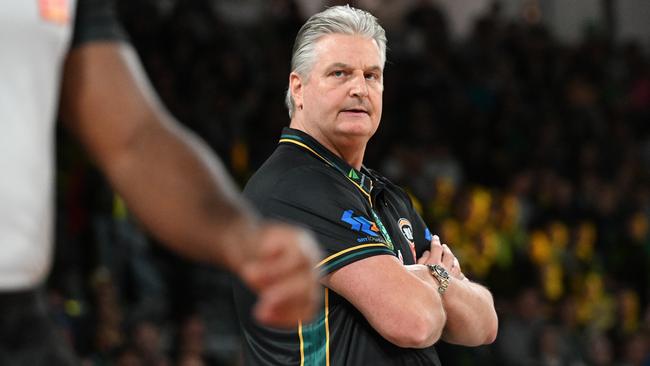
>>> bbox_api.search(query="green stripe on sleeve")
[302,289,327,366]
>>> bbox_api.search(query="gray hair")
[285,5,387,118]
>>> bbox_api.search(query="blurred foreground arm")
[60,42,320,326]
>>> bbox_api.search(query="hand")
[417,235,465,280]
[239,223,322,327]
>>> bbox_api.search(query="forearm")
[60,42,256,273]
[326,260,447,349]
[440,279,498,346]
[380,266,447,348]
[103,119,257,271]
[401,265,447,347]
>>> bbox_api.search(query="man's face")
[292,34,383,149]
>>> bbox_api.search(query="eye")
[332,70,345,78]
[365,72,380,81]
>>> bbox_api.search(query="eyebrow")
[327,62,383,73]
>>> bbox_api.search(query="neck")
[290,119,366,170]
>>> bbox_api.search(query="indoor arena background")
[51,0,650,365]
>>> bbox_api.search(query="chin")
[337,119,377,137]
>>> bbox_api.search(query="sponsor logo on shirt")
[39,0,70,24]
[341,210,380,237]
[355,235,387,245]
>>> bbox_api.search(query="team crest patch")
[398,218,417,260]
[39,0,70,24]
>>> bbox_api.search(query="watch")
[426,264,450,294]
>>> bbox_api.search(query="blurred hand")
[417,235,465,280]
[239,223,322,327]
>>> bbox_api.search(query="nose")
[349,71,369,98]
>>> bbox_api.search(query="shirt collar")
[278,127,373,196]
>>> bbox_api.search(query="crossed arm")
[322,235,498,348]
[59,41,320,326]
[415,235,498,346]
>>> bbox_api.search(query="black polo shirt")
[233,127,442,366]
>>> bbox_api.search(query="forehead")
[311,33,382,70]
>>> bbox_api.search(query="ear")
[289,72,304,110]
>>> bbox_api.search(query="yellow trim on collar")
[280,138,372,205]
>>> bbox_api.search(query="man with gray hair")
[234,5,498,365]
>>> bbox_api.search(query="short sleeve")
[71,0,127,47]
[259,166,395,276]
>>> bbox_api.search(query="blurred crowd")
[51,0,650,365]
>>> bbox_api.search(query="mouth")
[340,108,369,115]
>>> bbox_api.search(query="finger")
[255,225,303,262]
[251,225,321,325]
[257,224,320,261]
[255,244,305,288]
[429,235,444,263]
[241,262,264,291]
[452,257,464,276]
[254,270,320,327]
[448,257,462,278]
[441,244,454,269]
[245,226,320,289]
[241,251,292,291]
[417,250,430,264]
